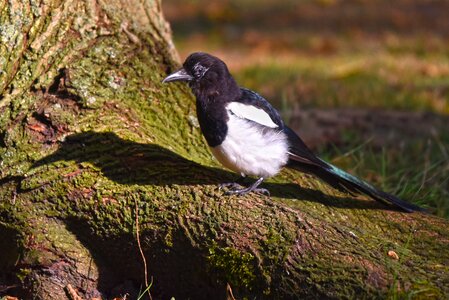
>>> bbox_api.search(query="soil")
[288,108,449,149]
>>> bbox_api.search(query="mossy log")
[0,0,448,299]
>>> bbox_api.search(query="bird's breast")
[210,113,289,178]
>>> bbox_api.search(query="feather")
[226,102,279,128]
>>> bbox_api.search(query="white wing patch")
[226,102,278,128]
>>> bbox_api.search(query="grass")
[137,280,153,300]
[235,54,449,113]
[163,0,449,217]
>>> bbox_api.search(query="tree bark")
[0,0,448,299]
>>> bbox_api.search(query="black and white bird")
[163,52,422,212]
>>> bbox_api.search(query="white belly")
[210,114,289,178]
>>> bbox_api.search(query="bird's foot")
[219,182,244,190]
[222,177,269,196]
[225,187,270,196]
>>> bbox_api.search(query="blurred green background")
[162,0,449,217]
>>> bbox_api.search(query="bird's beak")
[162,68,193,83]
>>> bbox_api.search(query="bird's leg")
[224,177,270,196]
[219,175,246,190]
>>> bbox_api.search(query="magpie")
[163,52,423,212]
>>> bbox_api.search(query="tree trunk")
[0,0,448,299]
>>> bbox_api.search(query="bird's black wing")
[283,126,330,167]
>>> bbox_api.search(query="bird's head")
[162,52,238,97]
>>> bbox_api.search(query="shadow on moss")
[63,217,222,299]
[32,131,397,211]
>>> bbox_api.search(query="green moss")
[207,242,257,289]
[260,227,294,265]
[16,268,32,283]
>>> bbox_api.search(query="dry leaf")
[388,250,399,260]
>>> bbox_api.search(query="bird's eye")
[192,63,210,79]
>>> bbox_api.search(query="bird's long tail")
[287,158,424,212]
